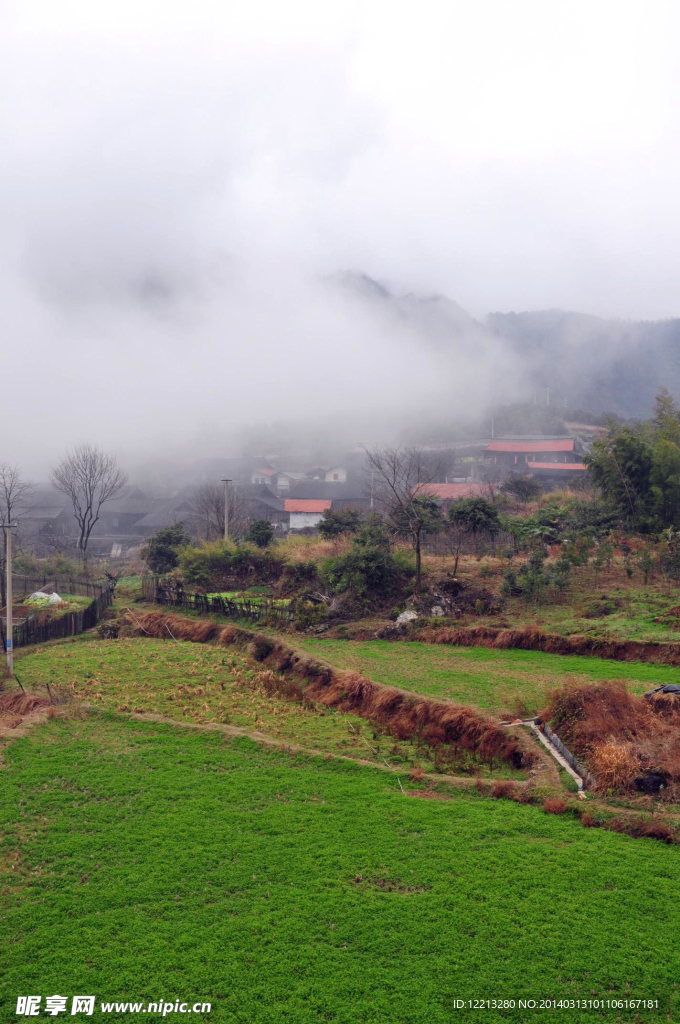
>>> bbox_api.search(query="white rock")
[396,609,418,625]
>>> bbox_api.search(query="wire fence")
[142,576,295,627]
[1,576,113,651]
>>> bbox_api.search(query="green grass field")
[15,638,521,778]
[294,639,680,716]
[1,713,678,1024]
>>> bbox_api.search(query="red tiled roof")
[416,483,491,500]
[526,462,587,471]
[284,499,332,513]
[486,439,575,453]
[255,467,276,477]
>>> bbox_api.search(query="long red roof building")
[486,439,575,454]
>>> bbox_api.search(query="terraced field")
[296,638,680,715]
[15,639,434,774]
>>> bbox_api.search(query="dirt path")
[112,708,499,791]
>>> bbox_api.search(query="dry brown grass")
[275,534,353,563]
[544,680,680,797]
[0,692,53,716]
[543,797,568,814]
[589,740,642,790]
[490,780,519,800]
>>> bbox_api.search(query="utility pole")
[4,523,16,678]
[221,479,232,541]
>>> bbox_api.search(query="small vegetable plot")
[18,592,91,621]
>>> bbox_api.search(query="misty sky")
[2,1,679,475]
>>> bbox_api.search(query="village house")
[324,466,347,482]
[484,438,581,468]
[284,499,332,531]
[415,482,496,508]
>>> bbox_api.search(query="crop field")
[15,638,519,777]
[205,592,291,608]
[1,713,678,1024]
[295,639,680,716]
[17,593,92,621]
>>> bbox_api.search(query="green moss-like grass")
[0,714,678,1023]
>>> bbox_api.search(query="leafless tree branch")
[52,445,127,557]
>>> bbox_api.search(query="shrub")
[13,552,80,577]
[322,546,403,597]
[143,524,192,574]
[501,475,542,502]
[608,816,676,843]
[294,601,328,631]
[245,520,274,548]
[281,561,320,590]
[543,797,568,814]
[318,508,361,538]
[490,780,518,801]
[179,541,286,590]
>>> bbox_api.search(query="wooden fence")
[1,576,113,651]
[142,576,295,627]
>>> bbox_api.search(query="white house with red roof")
[284,499,332,531]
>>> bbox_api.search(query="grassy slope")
[294,639,680,715]
[492,587,680,643]
[1,714,678,1024]
[433,556,680,643]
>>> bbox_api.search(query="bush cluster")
[178,541,286,590]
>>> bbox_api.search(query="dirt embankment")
[123,610,536,772]
[396,623,680,665]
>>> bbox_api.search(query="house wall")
[289,511,324,530]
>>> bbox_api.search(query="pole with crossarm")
[4,522,16,677]
[221,479,232,541]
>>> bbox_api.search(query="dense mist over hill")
[487,310,680,419]
[4,1,680,478]
[339,273,679,424]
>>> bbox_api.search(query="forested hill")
[487,310,680,419]
[335,272,680,421]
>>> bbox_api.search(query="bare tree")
[188,482,249,540]
[364,447,443,592]
[0,465,31,605]
[0,464,31,525]
[52,445,127,560]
